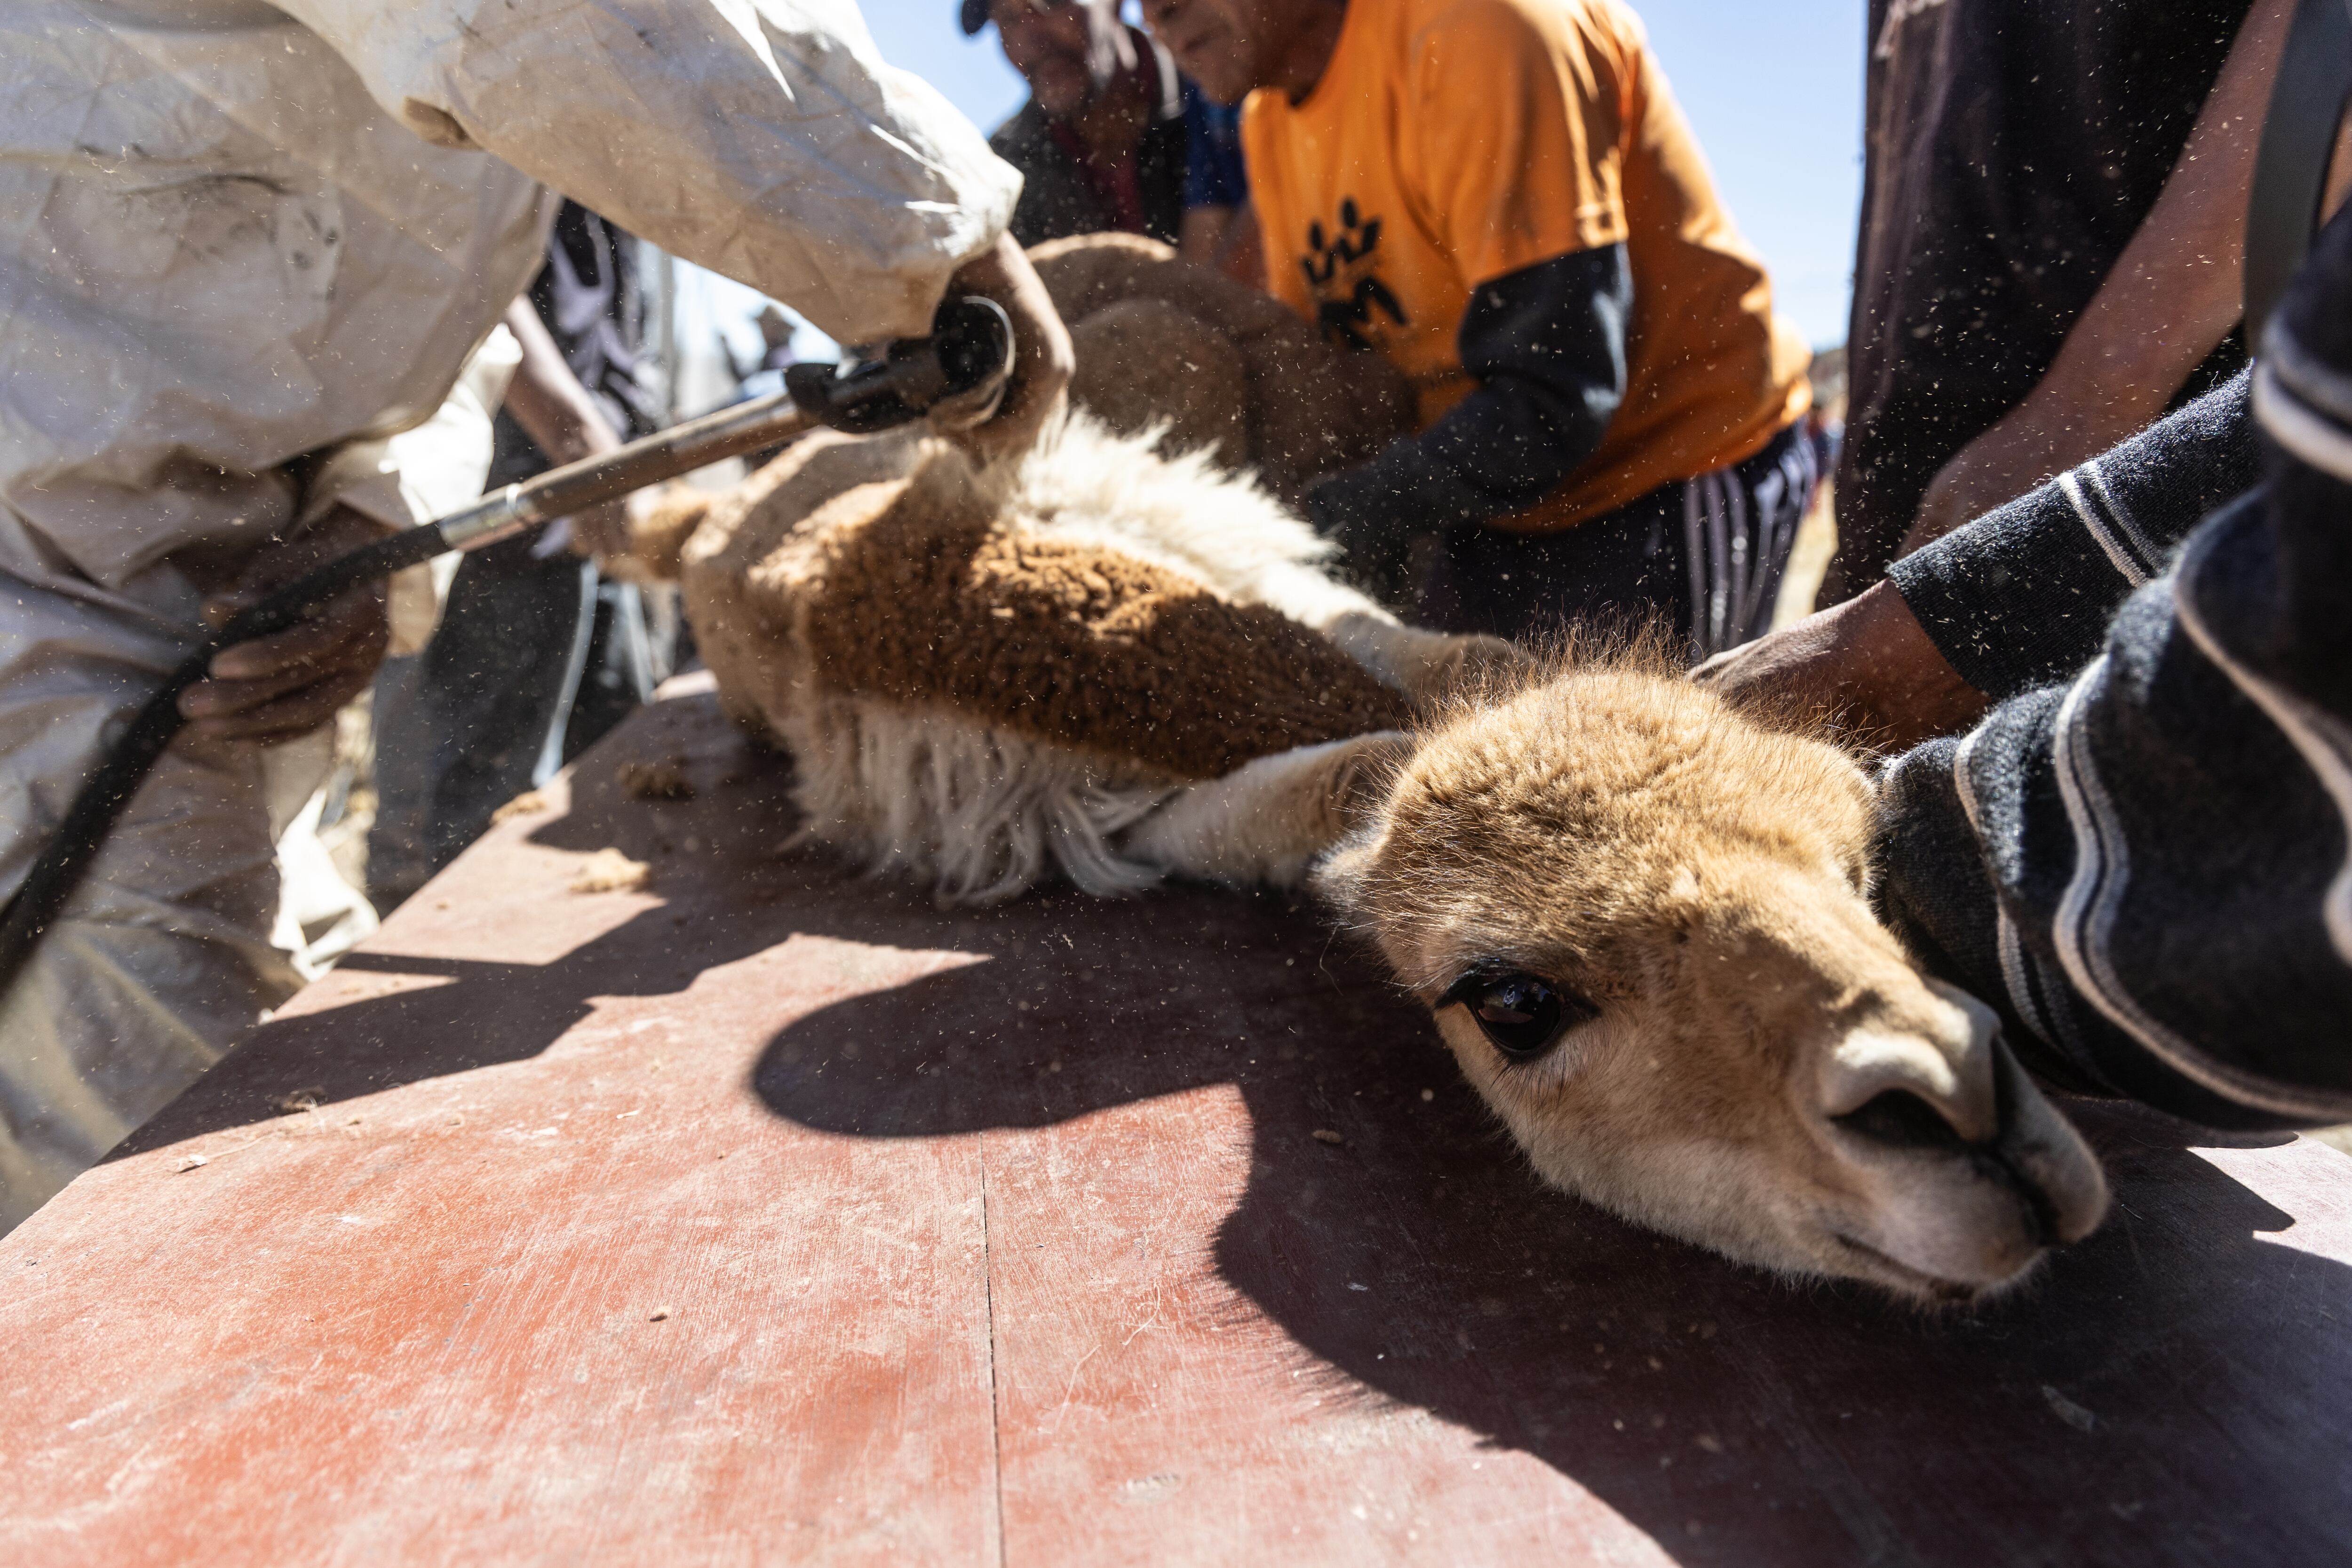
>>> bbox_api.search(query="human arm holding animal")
[937,233,1078,461]
[1715,209,2352,1130]
[1304,246,1631,589]
[1699,370,2257,745]
[1871,318,2352,1132]
[272,0,1069,448]
[1902,0,2292,550]
[1690,579,1987,754]
[1888,370,2257,696]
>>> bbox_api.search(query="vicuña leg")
[1121,732,1413,888]
[1319,610,1525,708]
[1219,557,1525,707]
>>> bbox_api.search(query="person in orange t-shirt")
[1142,0,1820,653]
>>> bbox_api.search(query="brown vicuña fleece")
[1065,297,1250,471]
[619,485,715,581]
[801,469,1410,780]
[1029,233,1415,503]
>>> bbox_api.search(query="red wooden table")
[4,677,2348,1566]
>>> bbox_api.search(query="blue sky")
[685,0,1866,391]
[863,0,1867,345]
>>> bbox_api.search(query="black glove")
[1305,465,1446,606]
[1303,245,1634,607]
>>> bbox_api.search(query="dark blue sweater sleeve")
[1181,90,1248,210]
[1869,211,2352,1131]
[1306,245,1631,565]
[1887,370,2256,699]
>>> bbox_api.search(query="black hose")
[0,294,1011,1006]
[0,523,453,995]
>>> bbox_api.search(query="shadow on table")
[118,697,2352,1565]
[747,885,2352,1568]
[114,704,814,1157]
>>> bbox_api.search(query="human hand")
[941,233,1075,460]
[1692,578,1987,753]
[179,505,391,748]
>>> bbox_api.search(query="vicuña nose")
[1820,979,2001,1148]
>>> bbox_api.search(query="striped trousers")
[1415,421,1830,659]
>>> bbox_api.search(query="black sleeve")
[1886,369,2257,700]
[1869,210,2352,1132]
[1306,245,1631,565]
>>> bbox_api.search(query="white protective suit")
[0,0,1021,1229]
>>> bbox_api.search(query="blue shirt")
[1181,88,1248,211]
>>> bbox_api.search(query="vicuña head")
[1314,652,2110,1303]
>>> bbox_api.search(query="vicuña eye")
[1436,968,1595,1062]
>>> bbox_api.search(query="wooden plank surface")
[4,677,2348,1567]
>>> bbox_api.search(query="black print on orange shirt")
[1299,198,1406,350]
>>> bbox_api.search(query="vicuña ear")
[1329,731,1410,828]
[1307,825,1386,914]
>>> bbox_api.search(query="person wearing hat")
[964,0,1254,268]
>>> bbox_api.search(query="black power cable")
[0,526,452,997]
[0,295,1010,1002]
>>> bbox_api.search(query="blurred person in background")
[368,201,669,913]
[1146,0,1819,653]
[968,0,1257,276]
[748,305,802,378]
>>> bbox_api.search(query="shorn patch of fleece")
[719,413,1412,903]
